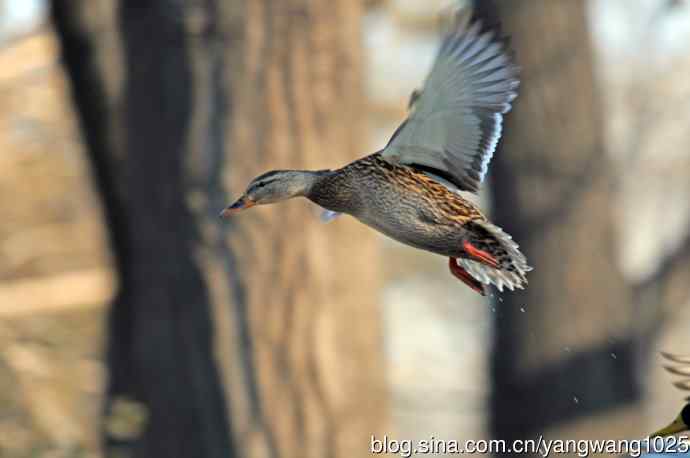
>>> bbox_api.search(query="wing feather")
[381,11,519,193]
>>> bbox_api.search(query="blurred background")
[1,0,690,457]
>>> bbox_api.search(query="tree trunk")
[52,1,387,457]
[475,0,646,448]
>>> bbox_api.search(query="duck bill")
[650,415,687,438]
[220,196,256,218]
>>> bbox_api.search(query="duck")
[650,352,690,437]
[221,10,531,295]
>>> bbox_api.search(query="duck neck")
[289,169,333,198]
[306,169,353,212]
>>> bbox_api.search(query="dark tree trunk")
[52,2,234,457]
[52,1,387,457]
[475,0,648,449]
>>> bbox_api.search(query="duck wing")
[380,10,519,193]
[662,352,690,400]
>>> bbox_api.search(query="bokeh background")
[1,0,690,457]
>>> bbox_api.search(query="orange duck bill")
[220,196,255,218]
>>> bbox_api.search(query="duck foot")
[463,240,499,269]
[449,258,486,296]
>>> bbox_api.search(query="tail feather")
[459,220,531,292]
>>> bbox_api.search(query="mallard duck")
[651,352,690,437]
[221,11,531,295]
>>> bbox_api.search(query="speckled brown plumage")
[307,153,529,295]
[310,154,485,225]
[222,14,532,295]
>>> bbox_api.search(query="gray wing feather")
[381,13,519,193]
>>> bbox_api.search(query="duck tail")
[458,220,532,292]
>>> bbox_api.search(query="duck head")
[651,403,690,437]
[220,170,327,217]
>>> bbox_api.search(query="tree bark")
[475,0,648,448]
[213,1,388,457]
[52,1,387,457]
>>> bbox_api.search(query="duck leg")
[462,240,499,269]
[449,258,486,296]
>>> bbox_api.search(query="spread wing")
[380,12,519,193]
[662,352,690,400]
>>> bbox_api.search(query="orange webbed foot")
[449,258,486,296]
[463,240,499,269]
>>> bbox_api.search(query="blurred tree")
[52,1,387,457]
[475,0,690,451]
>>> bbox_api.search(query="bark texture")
[52,1,387,457]
[475,0,643,447]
